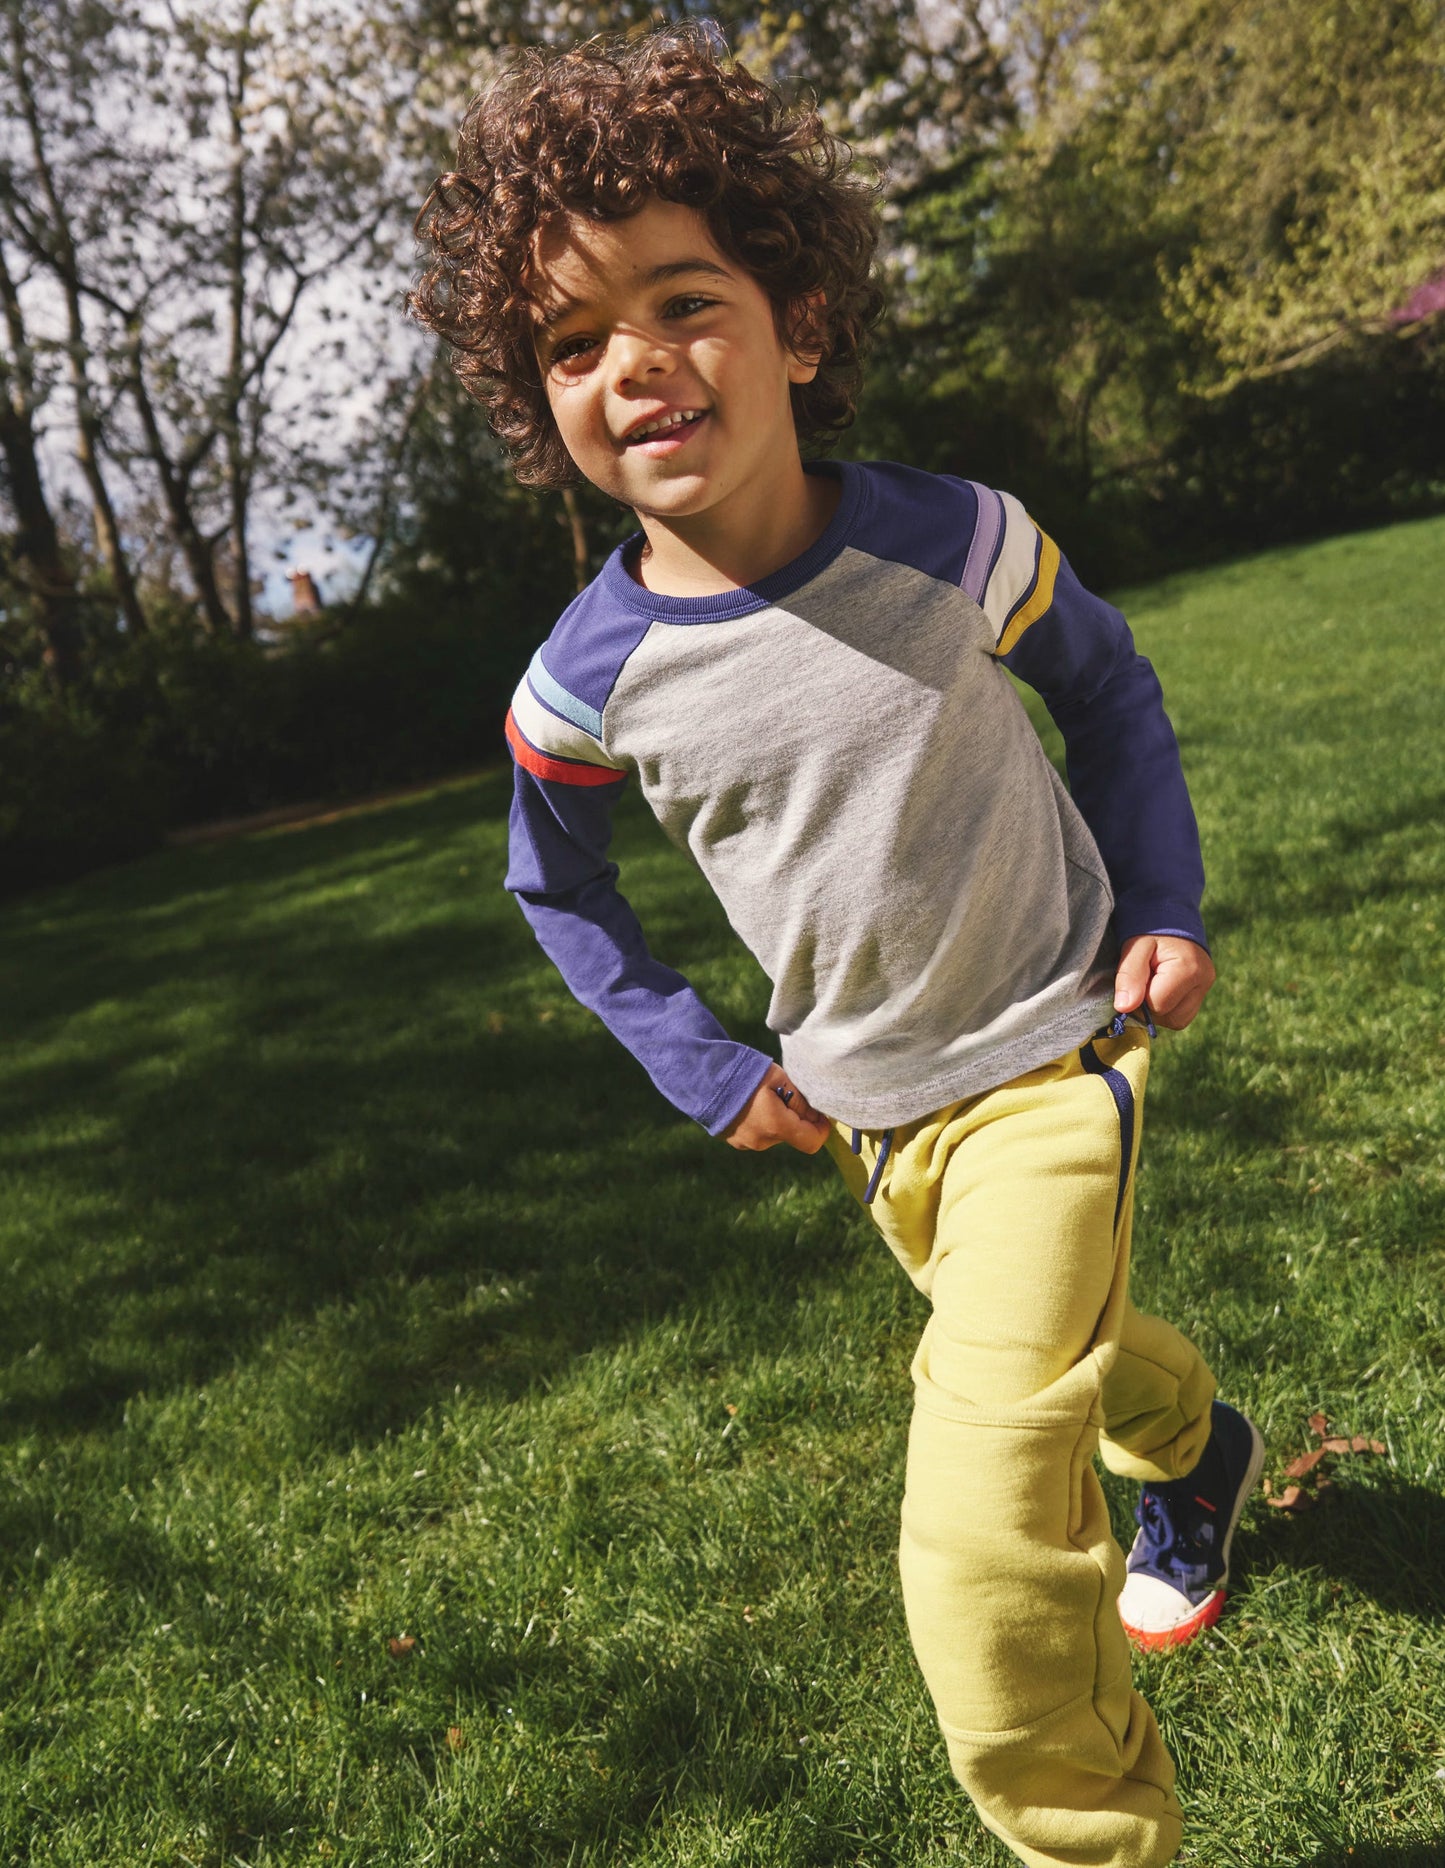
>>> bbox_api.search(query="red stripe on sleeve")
[505,710,623,788]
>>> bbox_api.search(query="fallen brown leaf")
[1273,1415,1386,1509]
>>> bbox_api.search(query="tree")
[0,0,420,641]
[403,0,1012,175]
[0,234,83,686]
[1072,0,1445,388]
[3,2,147,640]
[849,0,1445,578]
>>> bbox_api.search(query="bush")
[0,702,168,893]
[0,584,562,897]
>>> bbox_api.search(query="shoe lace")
[1136,1484,1216,1583]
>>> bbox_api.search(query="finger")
[1144,966,1188,1019]
[787,1108,831,1152]
[788,1088,829,1129]
[1146,952,1215,1025]
[1154,983,1209,1030]
[770,1073,825,1124]
[777,1086,830,1153]
[1114,941,1155,1012]
[731,1106,823,1154]
[725,1123,777,1152]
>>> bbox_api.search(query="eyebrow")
[534,256,735,334]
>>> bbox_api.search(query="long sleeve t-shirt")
[504,459,1207,1135]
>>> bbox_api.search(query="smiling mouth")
[623,409,707,446]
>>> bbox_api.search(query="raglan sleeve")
[971,486,1208,949]
[504,659,774,1135]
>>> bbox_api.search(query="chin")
[628,487,714,519]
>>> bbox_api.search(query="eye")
[548,333,596,367]
[664,293,716,319]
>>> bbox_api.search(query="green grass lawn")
[3,515,1443,1868]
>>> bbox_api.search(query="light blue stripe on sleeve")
[527,648,604,739]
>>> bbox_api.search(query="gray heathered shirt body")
[597,542,1117,1131]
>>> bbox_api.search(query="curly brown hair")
[409,25,885,490]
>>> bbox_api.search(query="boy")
[411,27,1264,1868]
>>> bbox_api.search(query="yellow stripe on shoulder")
[995,527,1060,656]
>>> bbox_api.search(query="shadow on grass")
[1150,1034,1296,1150]
[0,776,849,1453]
[1299,1845,1444,1868]
[1207,781,1445,939]
[1250,1471,1445,1623]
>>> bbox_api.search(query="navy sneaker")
[1118,1400,1265,1649]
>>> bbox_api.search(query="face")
[529,198,819,532]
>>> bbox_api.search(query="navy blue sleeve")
[1000,550,1208,950]
[505,759,774,1135]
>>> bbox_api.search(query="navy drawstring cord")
[863,1130,893,1203]
[849,1126,893,1204]
[848,1011,1151,1213]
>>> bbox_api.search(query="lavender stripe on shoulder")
[960,483,1004,604]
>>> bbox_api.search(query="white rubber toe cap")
[1119,1573,1225,1649]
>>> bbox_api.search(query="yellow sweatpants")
[828,1023,1215,1868]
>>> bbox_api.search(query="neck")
[631,461,839,598]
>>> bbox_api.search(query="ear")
[785,290,828,385]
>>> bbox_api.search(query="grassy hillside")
[2,516,1442,1867]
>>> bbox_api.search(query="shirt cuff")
[697,1046,775,1137]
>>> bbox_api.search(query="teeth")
[630,409,701,440]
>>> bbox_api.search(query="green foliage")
[380,367,622,617]
[853,71,1445,586]
[0,698,167,889]
[1082,0,1445,384]
[1,518,1443,1864]
[853,130,1198,575]
[6,0,1445,889]
[0,581,563,894]
[0,383,620,895]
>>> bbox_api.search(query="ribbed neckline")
[597,459,867,624]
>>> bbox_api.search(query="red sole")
[1121,1589,1226,1651]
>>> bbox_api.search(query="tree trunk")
[561,487,590,595]
[9,3,148,638]
[0,246,82,688]
[0,379,84,690]
[125,327,235,637]
[221,14,256,640]
[346,361,436,621]
[75,411,147,635]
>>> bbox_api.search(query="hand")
[1114,934,1216,1031]
[723,1063,831,1154]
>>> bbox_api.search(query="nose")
[608,321,673,388]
